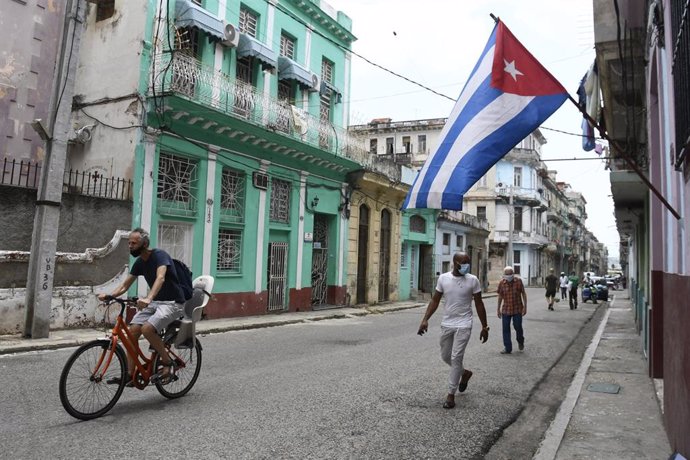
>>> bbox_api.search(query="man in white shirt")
[417,252,489,409]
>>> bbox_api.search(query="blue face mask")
[458,263,470,275]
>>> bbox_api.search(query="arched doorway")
[379,209,391,301]
[356,205,369,304]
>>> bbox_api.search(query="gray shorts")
[131,301,184,332]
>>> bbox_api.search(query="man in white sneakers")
[417,252,490,409]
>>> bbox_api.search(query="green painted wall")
[399,210,438,300]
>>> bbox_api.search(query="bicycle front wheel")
[155,338,202,399]
[59,340,127,420]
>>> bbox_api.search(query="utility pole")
[24,0,85,338]
[507,184,514,267]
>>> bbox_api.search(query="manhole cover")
[587,383,621,394]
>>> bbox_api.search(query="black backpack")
[172,259,194,301]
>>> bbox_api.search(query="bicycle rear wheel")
[59,340,127,420]
[154,338,202,399]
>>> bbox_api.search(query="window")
[442,233,451,255]
[402,136,411,153]
[514,206,523,231]
[442,261,450,273]
[369,139,378,154]
[514,167,522,187]
[476,206,487,221]
[280,33,295,59]
[513,250,521,275]
[157,152,198,216]
[239,7,258,37]
[401,243,407,268]
[386,137,394,154]
[321,59,334,84]
[409,215,426,233]
[217,228,242,273]
[319,92,332,148]
[158,223,193,266]
[269,178,291,223]
[96,0,115,21]
[236,56,253,85]
[418,135,426,153]
[220,168,245,223]
[672,0,690,174]
[456,235,464,250]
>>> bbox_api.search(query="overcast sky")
[326,0,619,260]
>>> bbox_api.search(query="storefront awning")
[175,0,224,42]
[237,33,278,70]
[277,56,315,89]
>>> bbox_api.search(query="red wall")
[662,272,690,455]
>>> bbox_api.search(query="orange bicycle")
[58,296,203,420]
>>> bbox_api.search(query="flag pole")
[567,95,681,220]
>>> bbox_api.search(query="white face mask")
[504,274,514,282]
[458,263,470,275]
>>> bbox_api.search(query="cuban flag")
[403,20,568,210]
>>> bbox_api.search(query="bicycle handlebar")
[102,296,139,317]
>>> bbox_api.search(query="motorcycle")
[582,283,599,303]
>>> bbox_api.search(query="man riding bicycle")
[98,228,188,385]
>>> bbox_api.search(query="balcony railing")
[152,53,399,178]
[441,210,490,231]
[493,230,549,244]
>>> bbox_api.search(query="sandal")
[458,370,473,393]
[443,399,455,409]
[151,360,179,385]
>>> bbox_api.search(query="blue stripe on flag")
[413,76,502,208]
[438,93,568,210]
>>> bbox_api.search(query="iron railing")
[152,53,400,179]
[672,0,690,169]
[1,157,133,201]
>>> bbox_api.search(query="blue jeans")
[502,313,524,352]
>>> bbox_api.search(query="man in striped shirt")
[496,266,527,354]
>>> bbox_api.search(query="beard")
[130,247,143,257]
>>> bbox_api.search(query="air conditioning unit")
[309,73,321,92]
[252,172,268,190]
[222,22,239,48]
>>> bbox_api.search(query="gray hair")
[131,227,150,248]
[503,266,514,274]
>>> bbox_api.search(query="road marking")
[532,295,615,460]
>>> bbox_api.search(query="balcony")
[151,53,398,178]
[493,230,549,245]
[495,186,544,207]
[441,210,490,232]
[504,147,542,166]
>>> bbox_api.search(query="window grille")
[280,33,295,59]
[476,206,487,221]
[672,0,690,170]
[157,153,198,216]
[220,168,245,223]
[319,93,331,149]
[409,215,426,233]
[239,7,258,37]
[321,59,333,84]
[217,228,242,272]
[400,243,407,268]
[158,223,193,266]
[269,178,291,223]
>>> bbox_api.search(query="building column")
[255,160,270,293]
[337,182,347,287]
[296,172,308,289]
[203,147,218,275]
[137,138,157,298]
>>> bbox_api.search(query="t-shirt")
[560,275,569,288]
[568,275,580,289]
[435,272,481,329]
[545,274,558,291]
[130,249,185,303]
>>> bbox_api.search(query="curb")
[0,302,427,356]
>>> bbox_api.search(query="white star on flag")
[503,59,524,81]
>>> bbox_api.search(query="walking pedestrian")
[544,268,558,310]
[559,272,569,300]
[417,252,489,409]
[496,266,527,354]
[568,271,580,309]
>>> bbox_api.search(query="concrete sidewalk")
[0,299,433,355]
[535,289,671,459]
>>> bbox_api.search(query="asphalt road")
[0,288,602,460]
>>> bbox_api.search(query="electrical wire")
[80,108,145,130]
